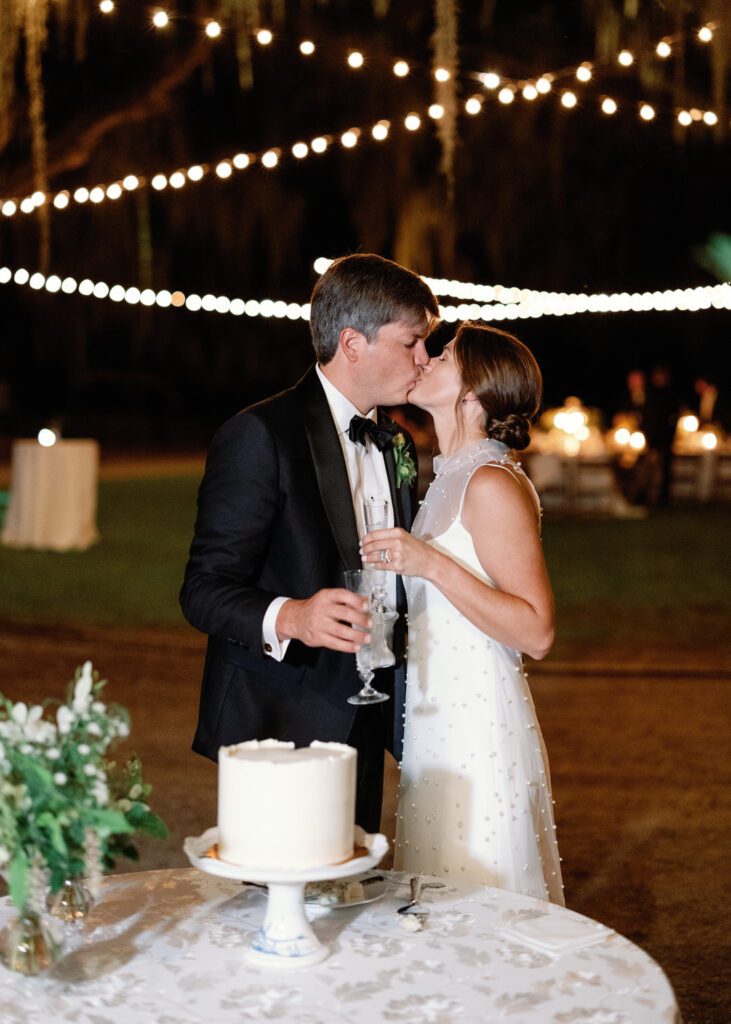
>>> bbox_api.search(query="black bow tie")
[347,415,396,452]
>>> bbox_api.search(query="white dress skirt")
[393,438,564,905]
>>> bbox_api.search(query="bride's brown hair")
[453,323,543,451]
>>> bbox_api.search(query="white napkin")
[501,913,613,954]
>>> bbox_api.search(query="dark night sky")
[0,0,728,444]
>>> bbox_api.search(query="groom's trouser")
[347,704,387,834]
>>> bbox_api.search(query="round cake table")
[0,868,680,1023]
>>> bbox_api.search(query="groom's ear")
[339,327,367,363]
[462,389,479,404]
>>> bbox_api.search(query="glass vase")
[0,907,63,975]
[48,876,94,924]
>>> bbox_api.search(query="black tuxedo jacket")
[180,365,418,761]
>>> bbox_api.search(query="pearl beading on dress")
[394,436,564,903]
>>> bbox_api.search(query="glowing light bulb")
[698,26,713,43]
[262,150,279,168]
[656,40,671,58]
[536,76,552,94]
[703,110,718,126]
[629,431,646,450]
[187,165,204,180]
[89,186,104,203]
[677,110,692,126]
[38,428,58,447]
[169,171,186,188]
[601,97,617,115]
[299,40,315,56]
[215,161,232,178]
[151,174,167,190]
[371,121,389,140]
[434,67,450,82]
[122,174,139,190]
[106,183,123,199]
[522,84,538,101]
[561,91,577,108]
[640,103,655,121]
[393,60,409,77]
[428,104,444,120]
[205,21,221,39]
[404,113,421,131]
[465,96,482,114]
[311,137,328,154]
[498,87,514,104]
[576,63,592,82]
[614,428,631,445]
[74,187,89,203]
[54,192,70,209]
[481,72,500,90]
[232,153,250,169]
[1,201,17,216]
[152,10,169,29]
[347,51,364,69]
[256,29,273,45]
[340,130,358,148]
[618,49,634,66]
[99,0,114,11]
[680,414,699,432]
[30,191,44,207]
[291,142,308,159]
[14,268,29,284]
[701,431,718,450]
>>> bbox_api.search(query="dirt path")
[1,621,728,1023]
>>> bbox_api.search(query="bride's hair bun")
[452,322,543,452]
[486,413,532,451]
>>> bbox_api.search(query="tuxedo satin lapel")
[298,367,361,571]
[383,448,406,529]
[378,411,410,529]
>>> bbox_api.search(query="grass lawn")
[1,476,729,657]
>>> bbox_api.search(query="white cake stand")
[183,826,389,969]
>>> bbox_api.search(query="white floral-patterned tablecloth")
[0,868,680,1023]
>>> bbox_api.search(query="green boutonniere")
[392,433,417,487]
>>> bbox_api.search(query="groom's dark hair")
[309,253,439,363]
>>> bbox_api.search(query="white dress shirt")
[261,365,396,660]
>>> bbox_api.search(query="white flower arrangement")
[0,662,167,911]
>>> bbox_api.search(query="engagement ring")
[380,549,391,564]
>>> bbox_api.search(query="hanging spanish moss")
[23,0,52,272]
[432,0,459,201]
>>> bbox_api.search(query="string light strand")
[2,264,730,320]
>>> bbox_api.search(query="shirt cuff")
[262,596,292,661]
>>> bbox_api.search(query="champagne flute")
[363,498,390,613]
[343,569,390,705]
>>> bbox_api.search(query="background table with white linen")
[0,867,680,1023]
[1,439,99,551]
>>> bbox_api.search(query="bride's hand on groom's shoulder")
[360,528,434,578]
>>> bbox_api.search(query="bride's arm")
[361,466,555,660]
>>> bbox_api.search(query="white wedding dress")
[394,438,564,905]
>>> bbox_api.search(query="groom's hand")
[275,590,372,653]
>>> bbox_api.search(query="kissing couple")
[181,253,563,905]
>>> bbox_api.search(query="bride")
[361,322,564,904]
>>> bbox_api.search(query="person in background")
[694,374,729,433]
[643,365,678,507]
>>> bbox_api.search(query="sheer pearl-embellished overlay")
[394,438,564,905]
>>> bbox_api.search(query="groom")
[180,254,439,831]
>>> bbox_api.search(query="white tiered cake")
[217,739,357,870]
